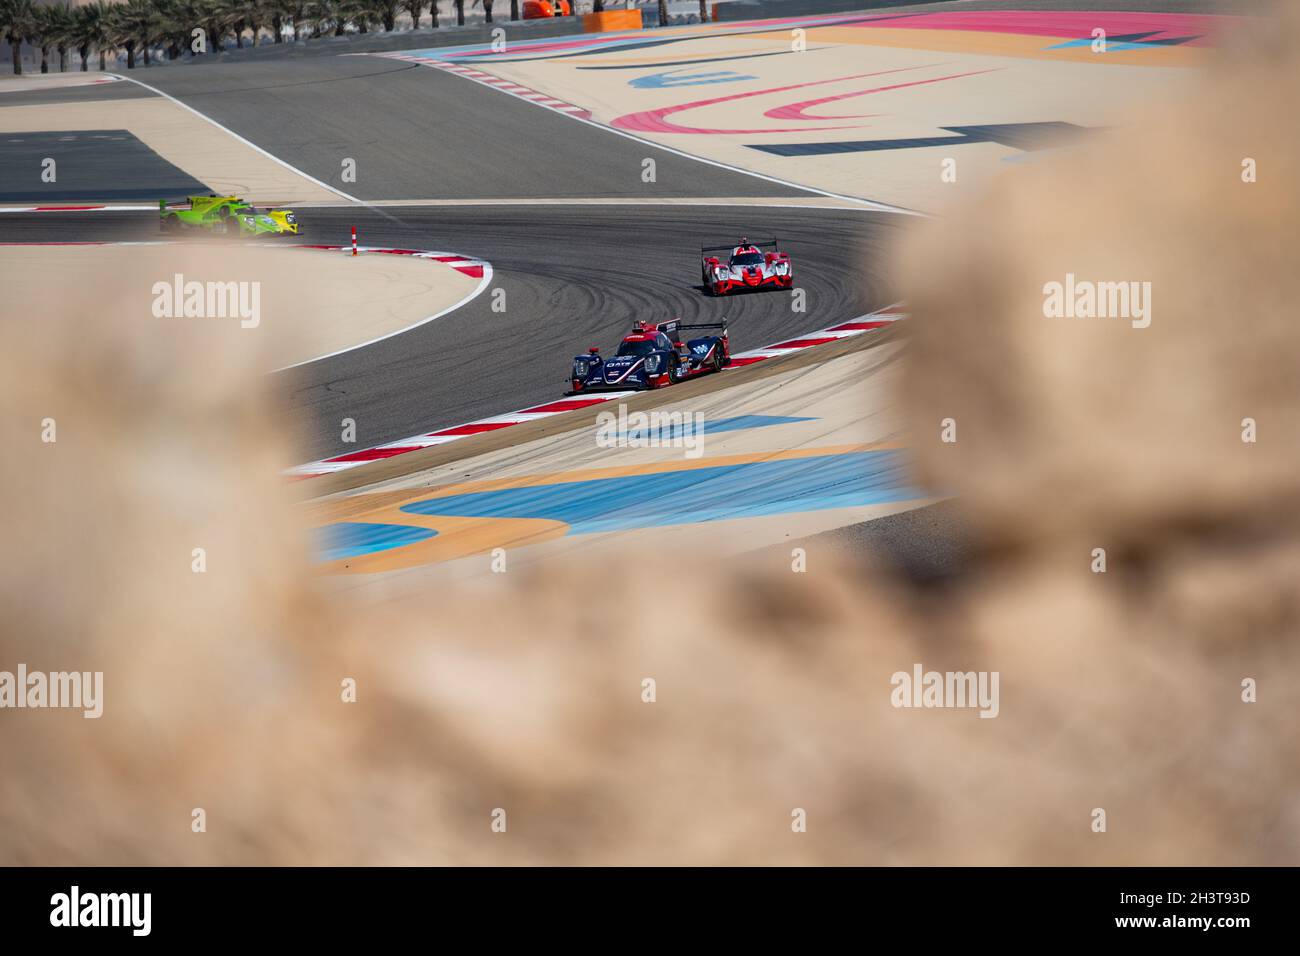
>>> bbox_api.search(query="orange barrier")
[583,9,643,32]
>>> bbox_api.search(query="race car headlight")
[643,354,663,374]
[285,213,296,224]
[573,358,592,378]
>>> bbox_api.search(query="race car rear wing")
[160,195,226,210]
[661,319,729,338]
[701,238,779,254]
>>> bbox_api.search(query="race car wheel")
[666,354,681,385]
[711,346,726,373]
[163,214,181,233]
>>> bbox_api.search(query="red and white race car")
[700,237,793,296]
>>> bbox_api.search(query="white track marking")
[272,246,494,372]
[109,72,363,205]
[0,238,491,372]
[291,198,887,211]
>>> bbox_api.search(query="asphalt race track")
[4,49,908,462]
[5,202,901,461]
[128,57,813,202]
[0,131,208,202]
[294,205,900,461]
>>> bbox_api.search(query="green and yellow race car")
[159,195,299,237]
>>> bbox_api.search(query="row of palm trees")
[1,1,701,74]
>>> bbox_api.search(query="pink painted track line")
[845,10,1241,47]
[289,303,907,480]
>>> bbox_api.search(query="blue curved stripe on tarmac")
[316,522,438,562]
[401,450,919,535]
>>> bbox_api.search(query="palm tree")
[108,0,160,68]
[271,0,302,40]
[337,0,371,33]
[72,2,103,70]
[211,0,244,48]
[699,0,708,22]
[321,0,346,35]
[279,0,308,40]
[105,2,134,67]
[31,2,75,71]
[1,0,37,75]
[301,0,336,37]
[29,2,56,72]
[143,0,166,64]
[195,0,227,53]
[481,0,492,24]
[76,1,116,70]
[657,0,668,27]
[261,0,285,42]
[156,0,197,59]
[221,0,263,48]
[54,2,79,70]
[401,0,423,29]
[372,0,399,31]
[453,0,462,27]
[509,0,517,19]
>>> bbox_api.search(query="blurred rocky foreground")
[2,16,1298,865]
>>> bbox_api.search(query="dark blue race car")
[569,320,730,394]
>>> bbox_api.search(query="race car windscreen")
[731,252,765,266]
[617,340,658,357]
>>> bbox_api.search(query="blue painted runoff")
[401,449,919,535]
[315,522,438,562]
